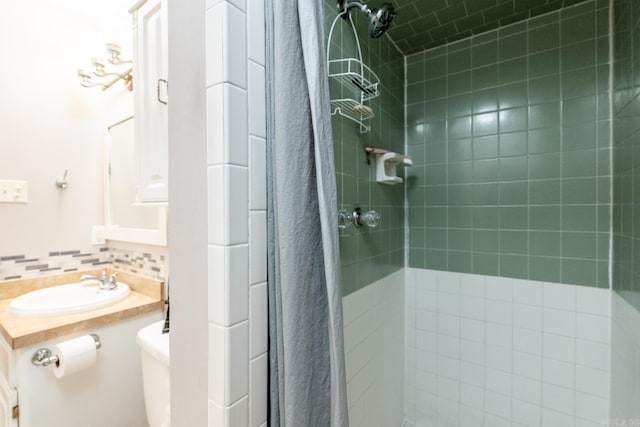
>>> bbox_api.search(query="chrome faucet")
[80,270,118,290]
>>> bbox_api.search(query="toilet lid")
[137,320,170,366]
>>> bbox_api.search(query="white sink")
[8,282,130,317]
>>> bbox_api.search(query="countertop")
[0,269,164,349]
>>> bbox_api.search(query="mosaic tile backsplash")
[406,1,611,288]
[0,246,166,282]
[109,246,166,280]
[0,248,110,281]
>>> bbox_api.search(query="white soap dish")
[376,152,412,185]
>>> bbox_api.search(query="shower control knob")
[360,210,380,228]
[338,210,353,229]
[352,207,381,228]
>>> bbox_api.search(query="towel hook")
[55,169,69,189]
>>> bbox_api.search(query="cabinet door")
[133,0,168,202]
[0,380,18,427]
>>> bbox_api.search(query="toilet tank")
[137,320,170,427]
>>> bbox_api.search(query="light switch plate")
[92,226,106,245]
[0,180,28,203]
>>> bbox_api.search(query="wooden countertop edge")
[0,269,165,349]
[0,292,164,349]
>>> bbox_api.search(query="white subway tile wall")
[405,268,611,427]
[208,245,249,327]
[610,292,640,422]
[342,270,405,427]
[206,0,267,425]
[207,83,249,166]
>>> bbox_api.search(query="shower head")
[368,3,396,38]
[338,1,396,38]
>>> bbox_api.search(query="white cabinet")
[0,312,161,427]
[0,336,18,427]
[130,0,168,203]
[0,378,17,427]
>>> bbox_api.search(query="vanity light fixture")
[77,43,132,91]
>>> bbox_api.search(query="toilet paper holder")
[31,334,101,367]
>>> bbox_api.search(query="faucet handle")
[109,272,118,283]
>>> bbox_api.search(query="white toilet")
[137,320,170,427]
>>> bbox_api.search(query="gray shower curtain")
[265,0,349,426]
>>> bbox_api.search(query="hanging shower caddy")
[327,13,380,133]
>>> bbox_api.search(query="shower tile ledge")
[0,269,164,349]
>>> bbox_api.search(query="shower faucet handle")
[338,207,381,229]
[338,210,353,229]
[352,207,381,228]
[359,210,380,228]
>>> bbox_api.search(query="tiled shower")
[331,0,640,426]
[406,1,610,286]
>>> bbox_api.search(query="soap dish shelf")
[330,98,375,133]
[375,152,413,185]
[328,58,380,101]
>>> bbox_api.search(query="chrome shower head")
[338,1,396,38]
[368,3,396,38]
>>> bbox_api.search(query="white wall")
[169,0,267,425]
[167,0,209,424]
[405,268,611,427]
[0,0,133,258]
[343,270,405,427]
[610,292,640,423]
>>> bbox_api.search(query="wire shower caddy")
[327,13,380,133]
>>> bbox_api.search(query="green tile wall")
[390,0,594,54]
[612,0,640,310]
[406,0,611,288]
[324,2,406,296]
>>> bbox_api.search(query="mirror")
[104,116,167,246]
[104,0,169,246]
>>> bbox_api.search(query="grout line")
[385,31,405,57]
[404,54,409,269]
[558,9,565,285]
[605,0,615,416]
[525,18,531,282]
[607,0,614,291]
[247,58,265,68]
[594,0,601,290]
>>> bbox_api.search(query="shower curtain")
[265,0,349,426]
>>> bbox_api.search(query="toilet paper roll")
[52,335,97,378]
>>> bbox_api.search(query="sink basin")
[8,282,130,317]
